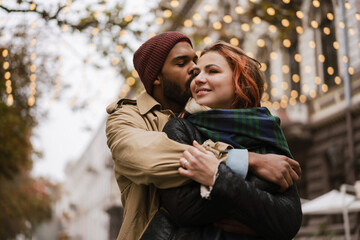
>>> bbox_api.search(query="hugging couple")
[106,32,302,240]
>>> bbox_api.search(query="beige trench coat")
[106,92,190,240]
[106,92,229,240]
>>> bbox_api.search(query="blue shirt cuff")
[227,149,248,179]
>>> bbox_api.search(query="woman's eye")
[209,69,218,73]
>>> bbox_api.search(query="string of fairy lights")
[149,0,360,110]
[51,56,63,102]
[117,7,141,98]
[1,0,359,109]
[3,48,12,106]
[28,14,37,107]
[0,9,11,106]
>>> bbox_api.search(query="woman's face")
[190,51,235,109]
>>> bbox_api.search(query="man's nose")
[189,62,197,75]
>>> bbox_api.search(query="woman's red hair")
[200,41,265,108]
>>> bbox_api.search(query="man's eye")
[177,62,185,66]
[192,69,200,75]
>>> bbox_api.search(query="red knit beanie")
[133,32,192,94]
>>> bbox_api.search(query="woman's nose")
[193,72,206,84]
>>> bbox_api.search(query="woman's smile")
[195,87,211,96]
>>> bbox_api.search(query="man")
[106,32,301,240]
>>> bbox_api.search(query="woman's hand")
[179,141,220,186]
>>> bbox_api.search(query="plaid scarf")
[186,107,292,158]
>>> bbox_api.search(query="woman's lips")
[195,88,211,96]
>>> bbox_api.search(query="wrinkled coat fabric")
[142,117,302,240]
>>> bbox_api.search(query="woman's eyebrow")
[204,64,220,69]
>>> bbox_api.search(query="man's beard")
[162,74,194,108]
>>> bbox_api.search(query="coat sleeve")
[105,104,191,188]
[160,118,302,240]
[212,164,302,240]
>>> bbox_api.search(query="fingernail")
[193,140,199,145]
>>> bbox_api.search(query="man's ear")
[153,76,161,86]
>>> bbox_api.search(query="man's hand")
[248,152,301,192]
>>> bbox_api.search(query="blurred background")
[0,0,360,239]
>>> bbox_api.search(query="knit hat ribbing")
[133,32,192,94]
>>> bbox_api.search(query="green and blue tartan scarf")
[186,107,293,158]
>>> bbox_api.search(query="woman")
[142,41,302,240]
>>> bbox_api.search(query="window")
[320,8,339,89]
[106,206,123,240]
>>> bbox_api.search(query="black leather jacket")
[141,118,302,240]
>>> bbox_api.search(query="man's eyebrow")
[171,55,190,63]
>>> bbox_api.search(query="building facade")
[56,119,122,240]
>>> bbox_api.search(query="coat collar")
[137,92,162,115]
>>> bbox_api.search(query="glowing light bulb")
[327,13,334,21]
[163,10,172,18]
[230,38,239,46]
[235,6,244,14]
[282,65,290,74]
[257,39,265,47]
[322,84,328,92]
[312,0,320,8]
[267,8,275,16]
[203,36,212,44]
[184,19,193,27]
[292,74,300,83]
[294,53,302,62]
[269,25,277,33]
[213,21,222,30]
[270,52,277,59]
[296,26,304,34]
[127,77,136,86]
[323,27,330,35]
[241,23,250,32]
[299,95,307,103]
[156,17,164,25]
[296,11,304,19]
[291,90,298,98]
[253,17,261,24]
[311,20,319,29]
[283,39,291,48]
[260,63,267,72]
[281,19,290,27]
[193,13,201,21]
[204,4,212,12]
[170,0,179,8]
[223,15,232,23]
